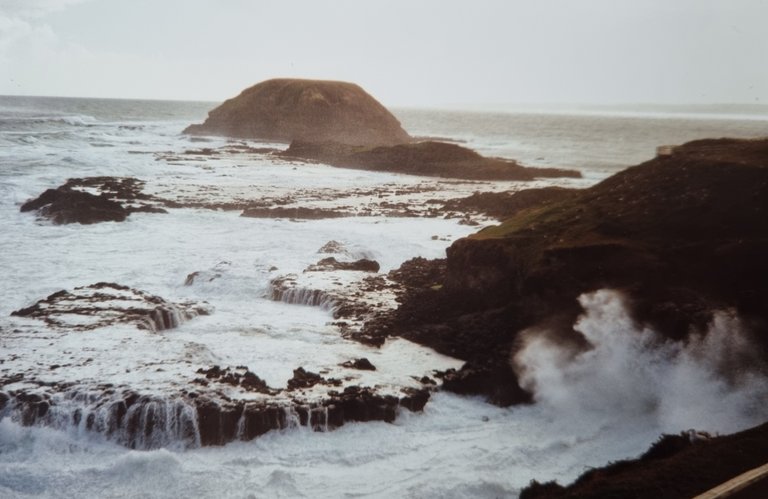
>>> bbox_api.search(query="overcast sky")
[1,0,766,107]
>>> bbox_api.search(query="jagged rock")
[305,257,380,273]
[183,78,410,146]
[340,358,377,371]
[287,367,323,390]
[441,187,576,220]
[387,137,768,405]
[317,240,346,254]
[195,366,276,394]
[2,378,433,449]
[20,177,167,224]
[11,282,211,331]
[21,187,128,224]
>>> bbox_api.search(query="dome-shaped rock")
[184,78,411,146]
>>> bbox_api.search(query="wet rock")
[21,187,128,224]
[340,358,377,371]
[11,282,211,331]
[317,240,346,254]
[2,378,432,450]
[20,177,168,224]
[441,363,533,406]
[240,206,347,219]
[287,367,324,391]
[305,257,380,273]
[240,371,272,393]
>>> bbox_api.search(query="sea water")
[1,96,768,498]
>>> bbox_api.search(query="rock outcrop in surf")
[183,78,581,180]
[183,78,411,146]
[20,177,167,224]
[281,140,581,180]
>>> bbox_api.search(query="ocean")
[1,95,767,498]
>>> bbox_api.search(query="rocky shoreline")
[7,115,768,497]
[363,138,768,407]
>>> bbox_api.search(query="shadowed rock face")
[520,422,768,499]
[184,78,411,146]
[20,177,168,224]
[21,187,128,224]
[383,137,768,405]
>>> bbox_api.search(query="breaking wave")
[513,289,768,435]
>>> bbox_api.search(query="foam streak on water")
[2,96,768,498]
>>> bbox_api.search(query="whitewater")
[2,96,768,498]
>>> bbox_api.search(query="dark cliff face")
[392,138,768,404]
[184,78,411,146]
[456,137,768,332]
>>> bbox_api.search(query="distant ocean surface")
[1,95,767,499]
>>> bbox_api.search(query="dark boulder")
[305,257,380,273]
[21,186,128,224]
[287,367,324,391]
[340,358,377,371]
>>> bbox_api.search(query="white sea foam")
[2,96,768,498]
[513,289,768,435]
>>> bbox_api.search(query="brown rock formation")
[383,137,768,405]
[281,139,582,180]
[184,78,410,146]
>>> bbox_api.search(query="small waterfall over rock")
[0,390,202,450]
[0,384,431,449]
[267,276,338,311]
[11,282,212,332]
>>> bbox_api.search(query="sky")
[0,0,767,107]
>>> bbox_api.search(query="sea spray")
[513,289,768,434]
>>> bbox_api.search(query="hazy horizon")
[1,0,766,108]
[3,93,768,119]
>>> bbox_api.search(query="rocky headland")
[373,137,768,405]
